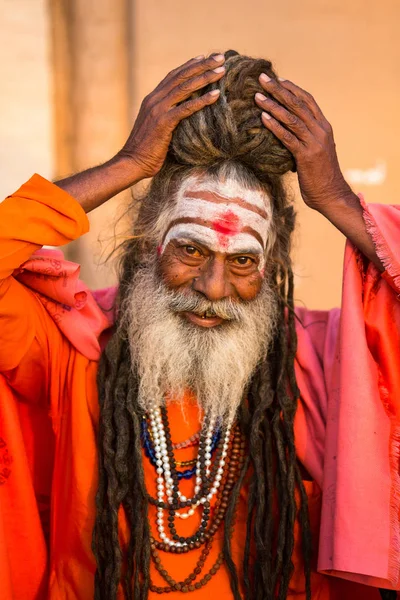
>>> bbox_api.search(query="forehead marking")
[158,179,272,272]
[212,210,241,249]
[184,190,269,220]
[162,216,264,250]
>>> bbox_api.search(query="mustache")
[167,290,247,321]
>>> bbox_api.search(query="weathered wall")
[0,0,53,198]
[50,0,131,288]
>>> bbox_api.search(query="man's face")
[158,175,272,328]
[125,173,277,423]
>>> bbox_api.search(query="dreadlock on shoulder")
[93,50,312,600]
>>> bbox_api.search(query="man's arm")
[254,75,383,270]
[0,54,226,372]
[55,54,226,213]
[312,191,383,270]
[55,155,142,214]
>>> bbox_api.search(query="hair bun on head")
[170,51,296,178]
[223,49,240,60]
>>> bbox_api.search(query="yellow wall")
[49,0,131,288]
[0,0,53,197]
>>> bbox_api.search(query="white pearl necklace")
[148,407,232,547]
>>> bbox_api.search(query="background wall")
[1,0,399,308]
[0,0,53,195]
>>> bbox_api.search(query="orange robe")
[0,175,393,599]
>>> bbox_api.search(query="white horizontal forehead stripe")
[170,198,269,246]
[180,176,270,213]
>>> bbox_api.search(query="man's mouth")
[183,311,224,328]
[203,309,217,318]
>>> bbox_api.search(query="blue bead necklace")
[141,417,221,480]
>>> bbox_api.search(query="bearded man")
[1,51,400,600]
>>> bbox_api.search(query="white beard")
[123,263,278,426]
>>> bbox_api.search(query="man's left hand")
[255,75,353,210]
[254,75,384,270]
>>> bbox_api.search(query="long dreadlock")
[93,50,312,599]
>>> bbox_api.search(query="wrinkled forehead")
[159,175,273,258]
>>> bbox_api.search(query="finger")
[167,89,221,125]
[255,92,310,142]
[278,78,328,124]
[259,74,322,134]
[159,55,205,87]
[155,54,225,100]
[163,66,225,108]
[260,111,301,154]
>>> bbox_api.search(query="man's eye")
[234,256,254,266]
[184,245,201,257]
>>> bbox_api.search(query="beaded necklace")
[141,417,221,480]
[143,404,246,593]
[145,420,202,451]
[172,431,200,450]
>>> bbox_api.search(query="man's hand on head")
[254,76,383,270]
[118,54,225,180]
[55,55,225,213]
[254,75,352,211]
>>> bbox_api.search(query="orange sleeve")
[0,174,89,375]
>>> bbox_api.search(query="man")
[1,51,400,599]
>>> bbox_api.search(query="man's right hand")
[118,54,225,179]
[55,54,225,213]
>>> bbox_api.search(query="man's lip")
[183,311,224,328]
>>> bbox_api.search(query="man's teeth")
[201,310,216,319]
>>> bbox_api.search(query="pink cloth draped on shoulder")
[14,249,115,360]
[17,200,400,591]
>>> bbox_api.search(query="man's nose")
[192,257,231,302]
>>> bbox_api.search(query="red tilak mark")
[212,211,241,248]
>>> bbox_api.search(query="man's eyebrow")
[229,247,263,255]
[171,235,263,256]
[173,234,210,248]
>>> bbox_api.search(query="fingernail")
[213,66,225,73]
[255,92,267,101]
[278,77,286,81]
[212,54,225,63]
[260,73,271,83]
[195,54,205,60]
[262,111,271,120]
[209,89,220,96]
